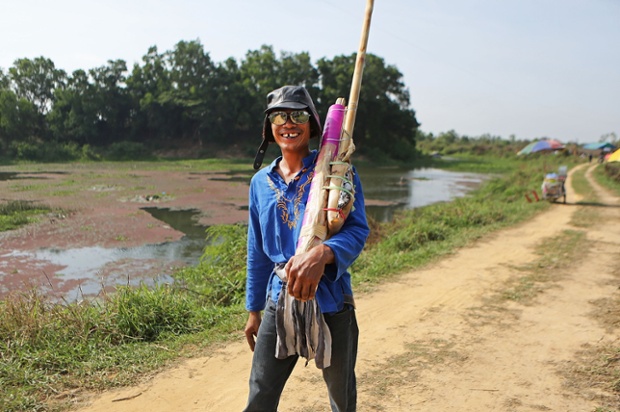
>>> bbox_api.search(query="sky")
[1,0,618,144]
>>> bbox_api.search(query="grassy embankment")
[0,154,612,412]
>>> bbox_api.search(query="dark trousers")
[244,300,359,412]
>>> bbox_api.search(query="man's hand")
[285,244,334,301]
[244,311,261,351]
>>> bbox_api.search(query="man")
[243,85,370,412]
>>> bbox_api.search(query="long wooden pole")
[296,0,375,253]
[339,0,374,159]
[322,0,374,236]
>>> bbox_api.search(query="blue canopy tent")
[582,142,616,151]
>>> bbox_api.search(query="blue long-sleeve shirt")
[245,150,370,315]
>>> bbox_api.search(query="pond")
[359,166,488,222]
[1,167,487,299]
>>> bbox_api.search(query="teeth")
[282,133,298,138]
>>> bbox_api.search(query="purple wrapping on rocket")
[295,103,346,251]
[320,103,346,154]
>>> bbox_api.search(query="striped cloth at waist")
[274,263,332,369]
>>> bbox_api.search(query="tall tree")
[88,59,132,145]
[0,69,9,89]
[8,57,66,116]
[48,69,100,145]
[165,40,216,146]
[317,53,419,160]
[127,46,177,143]
[6,57,66,143]
[207,57,255,145]
[0,89,38,150]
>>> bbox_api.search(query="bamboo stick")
[296,0,375,252]
[326,0,374,235]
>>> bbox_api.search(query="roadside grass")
[597,162,620,197]
[570,165,600,228]
[0,155,595,411]
[561,283,620,410]
[0,285,248,412]
[498,229,586,304]
[352,155,570,288]
[358,337,466,408]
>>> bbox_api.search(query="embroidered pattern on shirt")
[267,170,314,230]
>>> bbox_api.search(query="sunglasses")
[268,110,311,125]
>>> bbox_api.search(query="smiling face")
[270,109,312,156]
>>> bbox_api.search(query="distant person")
[589,153,593,163]
[243,85,370,411]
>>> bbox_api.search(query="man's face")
[270,109,312,154]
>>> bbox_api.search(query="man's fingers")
[287,275,296,296]
[288,279,317,301]
[245,332,256,352]
[301,283,314,301]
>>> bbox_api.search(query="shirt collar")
[267,150,318,175]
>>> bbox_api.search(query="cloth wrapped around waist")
[273,263,332,369]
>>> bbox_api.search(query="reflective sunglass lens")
[268,112,287,125]
[268,111,310,125]
[290,111,310,124]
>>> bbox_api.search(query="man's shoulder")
[251,166,271,181]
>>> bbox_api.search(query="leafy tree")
[278,50,320,101]
[0,69,8,89]
[48,69,100,145]
[127,46,177,143]
[317,53,419,160]
[0,89,38,150]
[207,57,255,146]
[4,57,66,143]
[599,132,618,146]
[239,46,319,116]
[88,59,132,145]
[8,57,66,116]
[0,44,424,161]
[164,40,217,146]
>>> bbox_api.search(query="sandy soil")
[59,162,620,412]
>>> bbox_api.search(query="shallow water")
[359,166,487,222]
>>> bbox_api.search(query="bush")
[104,141,153,161]
[114,284,200,341]
[605,162,620,183]
[175,223,248,306]
[7,140,89,162]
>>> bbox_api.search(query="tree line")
[0,40,420,162]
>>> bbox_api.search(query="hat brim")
[264,101,308,113]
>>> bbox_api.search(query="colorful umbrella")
[517,139,565,155]
[608,148,620,163]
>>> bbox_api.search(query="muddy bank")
[0,164,250,298]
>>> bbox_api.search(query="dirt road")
[74,163,620,411]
